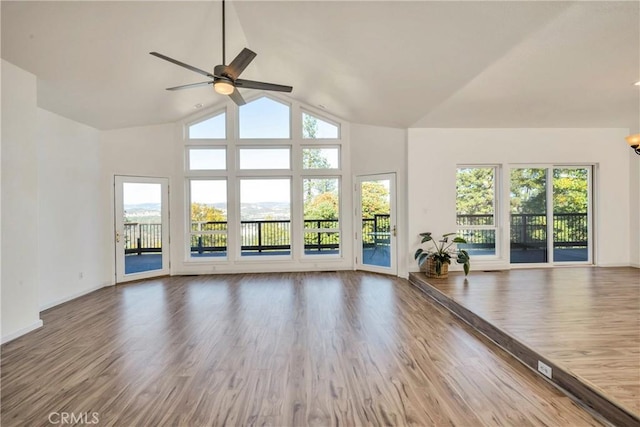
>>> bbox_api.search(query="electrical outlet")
[537,360,552,379]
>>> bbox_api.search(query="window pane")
[188,112,225,139]
[304,232,340,255]
[239,97,290,139]
[303,178,339,256]
[510,168,547,263]
[123,183,163,274]
[239,148,290,170]
[553,168,589,262]
[303,178,339,221]
[240,179,291,256]
[188,148,226,170]
[190,180,227,257]
[302,148,339,169]
[456,167,495,225]
[457,229,496,256]
[360,179,391,268]
[302,112,339,139]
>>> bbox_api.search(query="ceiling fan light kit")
[214,79,235,95]
[150,0,292,106]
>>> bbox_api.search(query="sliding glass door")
[510,166,591,265]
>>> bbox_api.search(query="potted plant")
[414,232,470,278]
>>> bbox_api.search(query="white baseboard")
[39,281,112,312]
[1,320,44,344]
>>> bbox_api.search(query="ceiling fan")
[150,0,292,106]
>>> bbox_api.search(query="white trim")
[2,320,44,344]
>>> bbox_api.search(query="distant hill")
[124,202,291,221]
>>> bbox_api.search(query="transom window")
[188,147,226,170]
[239,147,291,170]
[302,147,340,169]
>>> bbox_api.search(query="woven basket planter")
[421,258,449,279]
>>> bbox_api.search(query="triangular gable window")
[239,97,291,139]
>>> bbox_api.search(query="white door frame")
[355,173,397,275]
[114,176,170,283]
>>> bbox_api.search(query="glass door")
[510,168,548,263]
[510,166,592,265]
[356,173,397,275]
[115,176,169,283]
[552,167,591,263]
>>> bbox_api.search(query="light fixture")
[626,133,640,155]
[213,79,234,95]
[635,81,640,86]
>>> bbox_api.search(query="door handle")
[116,232,121,243]
[392,225,397,237]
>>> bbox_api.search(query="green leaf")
[418,253,430,266]
[452,237,467,244]
[414,248,423,260]
[421,235,433,243]
[463,261,470,276]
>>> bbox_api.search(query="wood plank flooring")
[1,272,607,426]
[409,267,639,425]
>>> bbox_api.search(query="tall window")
[184,97,344,264]
[303,178,340,256]
[240,179,291,257]
[456,166,498,256]
[190,180,227,258]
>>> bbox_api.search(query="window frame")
[185,146,228,172]
[456,164,501,260]
[181,98,348,267]
[187,178,229,261]
[301,109,341,140]
[185,108,227,140]
[238,95,293,140]
[301,176,342,258]
[237,145,293,171]
[301,145,341,170]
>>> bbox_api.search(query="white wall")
[351,124,408,277]
[37,109,111,309]
[1,60,42,342]
[407,128,632,272]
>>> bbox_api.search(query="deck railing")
[458,213,588,249]
[125,212,588,255]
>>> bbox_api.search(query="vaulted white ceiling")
[2,1,638,131]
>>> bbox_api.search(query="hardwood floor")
[409,267,639,426]
[1,272,606,426]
